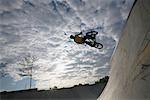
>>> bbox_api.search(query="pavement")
[98,0,150,100]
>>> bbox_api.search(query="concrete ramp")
[98,0,150,100]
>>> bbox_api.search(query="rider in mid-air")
[70,31,103,49]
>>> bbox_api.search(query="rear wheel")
[94,42,103,49]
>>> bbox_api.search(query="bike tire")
[94,42,103,49]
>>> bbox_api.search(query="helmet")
[70,35,74,39]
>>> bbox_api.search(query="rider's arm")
[77,32,82,35]
[77,32,83,37]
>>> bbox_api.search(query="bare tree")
[0,69,8,77]
[18,53,38,89]
[0,63,8,78]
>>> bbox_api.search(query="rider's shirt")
[74,35,84,44]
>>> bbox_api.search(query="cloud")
[0,62,7,68]
[0,0,23,12]
[0,0,135,91]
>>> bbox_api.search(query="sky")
[0,0,134,91]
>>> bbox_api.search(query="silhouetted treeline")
[0,76,109,100]
[95,76,109,84]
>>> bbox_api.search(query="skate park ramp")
[98,0,150,100]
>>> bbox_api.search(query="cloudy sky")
[0,0,134,91]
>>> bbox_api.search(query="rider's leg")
[84,39,95,47]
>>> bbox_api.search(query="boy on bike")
[70,31,103,49]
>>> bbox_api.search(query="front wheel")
[94,42,103,49]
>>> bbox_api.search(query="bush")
[95,76,109,84]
